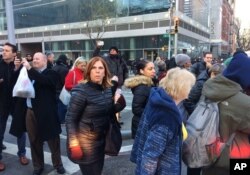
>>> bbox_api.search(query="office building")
[0,0,210,61]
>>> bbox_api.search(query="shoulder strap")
[220,133,236,153]
[226,133,236,146]
[73,71,76,85]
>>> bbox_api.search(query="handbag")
[104,112,122,156]
[13,67,35,98]
[59,71,76,105]
[59,86,71,105]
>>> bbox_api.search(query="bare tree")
[238,29,250,50]
[236,19,250,51]
[80,0,117,47]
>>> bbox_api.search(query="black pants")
[187,167,201,175]
[26,109,63,171]
[79,157,105,175]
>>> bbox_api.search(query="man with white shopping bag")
[0,43,29,171]
[21,52,65,175]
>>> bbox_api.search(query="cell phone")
[97,41,104,46]
[16,51,22,60]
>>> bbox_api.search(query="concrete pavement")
[0,87,188,175]
[0,88,135,175]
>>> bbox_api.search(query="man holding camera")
[0,42,29,171]
[93,41,128,123]
[93,41,128,88]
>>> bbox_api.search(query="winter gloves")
[69,145,83,160]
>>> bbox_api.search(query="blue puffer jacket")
[130,87,183,175]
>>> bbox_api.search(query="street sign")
[163,34,169,38]
[166,29,175,34]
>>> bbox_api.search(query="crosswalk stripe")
[124,106,132,110]
[3,141,79,174]
[3,141,133,174]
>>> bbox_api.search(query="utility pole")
[167,1,173,59]
[174,0,178,55]
[208,0,212,52]
[5,0,16,44]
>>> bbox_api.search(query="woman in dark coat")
[124,60,156,139]
[65,57,125,175]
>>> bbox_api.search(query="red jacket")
[65,67,84,91]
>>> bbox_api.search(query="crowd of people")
[0,40,250,175]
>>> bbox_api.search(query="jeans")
[0,114,26,160]
[17,133,26,157]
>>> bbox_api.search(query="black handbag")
[104,113,122,156]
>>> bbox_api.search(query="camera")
[97,40,104,46]
[16,51,22,61]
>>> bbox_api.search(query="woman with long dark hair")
[124,60,156,139]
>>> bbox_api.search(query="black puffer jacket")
[66,81,114,164]
[124,75,154,139]
[183,69,209,115]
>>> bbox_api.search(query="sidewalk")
[120,106,133,140]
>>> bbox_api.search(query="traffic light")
[161,45,168,51]
[174,18,179,33]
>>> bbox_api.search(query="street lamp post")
[5,0,16,44]
[167,1,173,59]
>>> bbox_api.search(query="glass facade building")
[1,0,171,30]
[0,0,210,62]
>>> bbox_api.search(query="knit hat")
[175,54,191,66]
[109,46,119,53]
[223,50,250,90]
[56,54,68,65]
[157,60,166,71]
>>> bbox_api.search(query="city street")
[0,0,248,174]
[1,87,187,175]
[0,89,136,175]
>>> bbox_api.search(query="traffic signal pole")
[174,17,179,55]
[174,0,179,56]
[167,2,173,59]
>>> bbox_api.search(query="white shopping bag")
[13,67,35,98]
[59,86,71,105]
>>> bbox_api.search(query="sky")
[235,0,250,29]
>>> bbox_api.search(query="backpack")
[182,96,235,168]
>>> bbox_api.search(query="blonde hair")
[155,56,161,63]
[159,67,195,100]
[71,56,87,70]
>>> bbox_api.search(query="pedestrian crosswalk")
[1,89,134,174]
[3,136,133,175]
[121,88,133,111]
[3,140,78,174]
